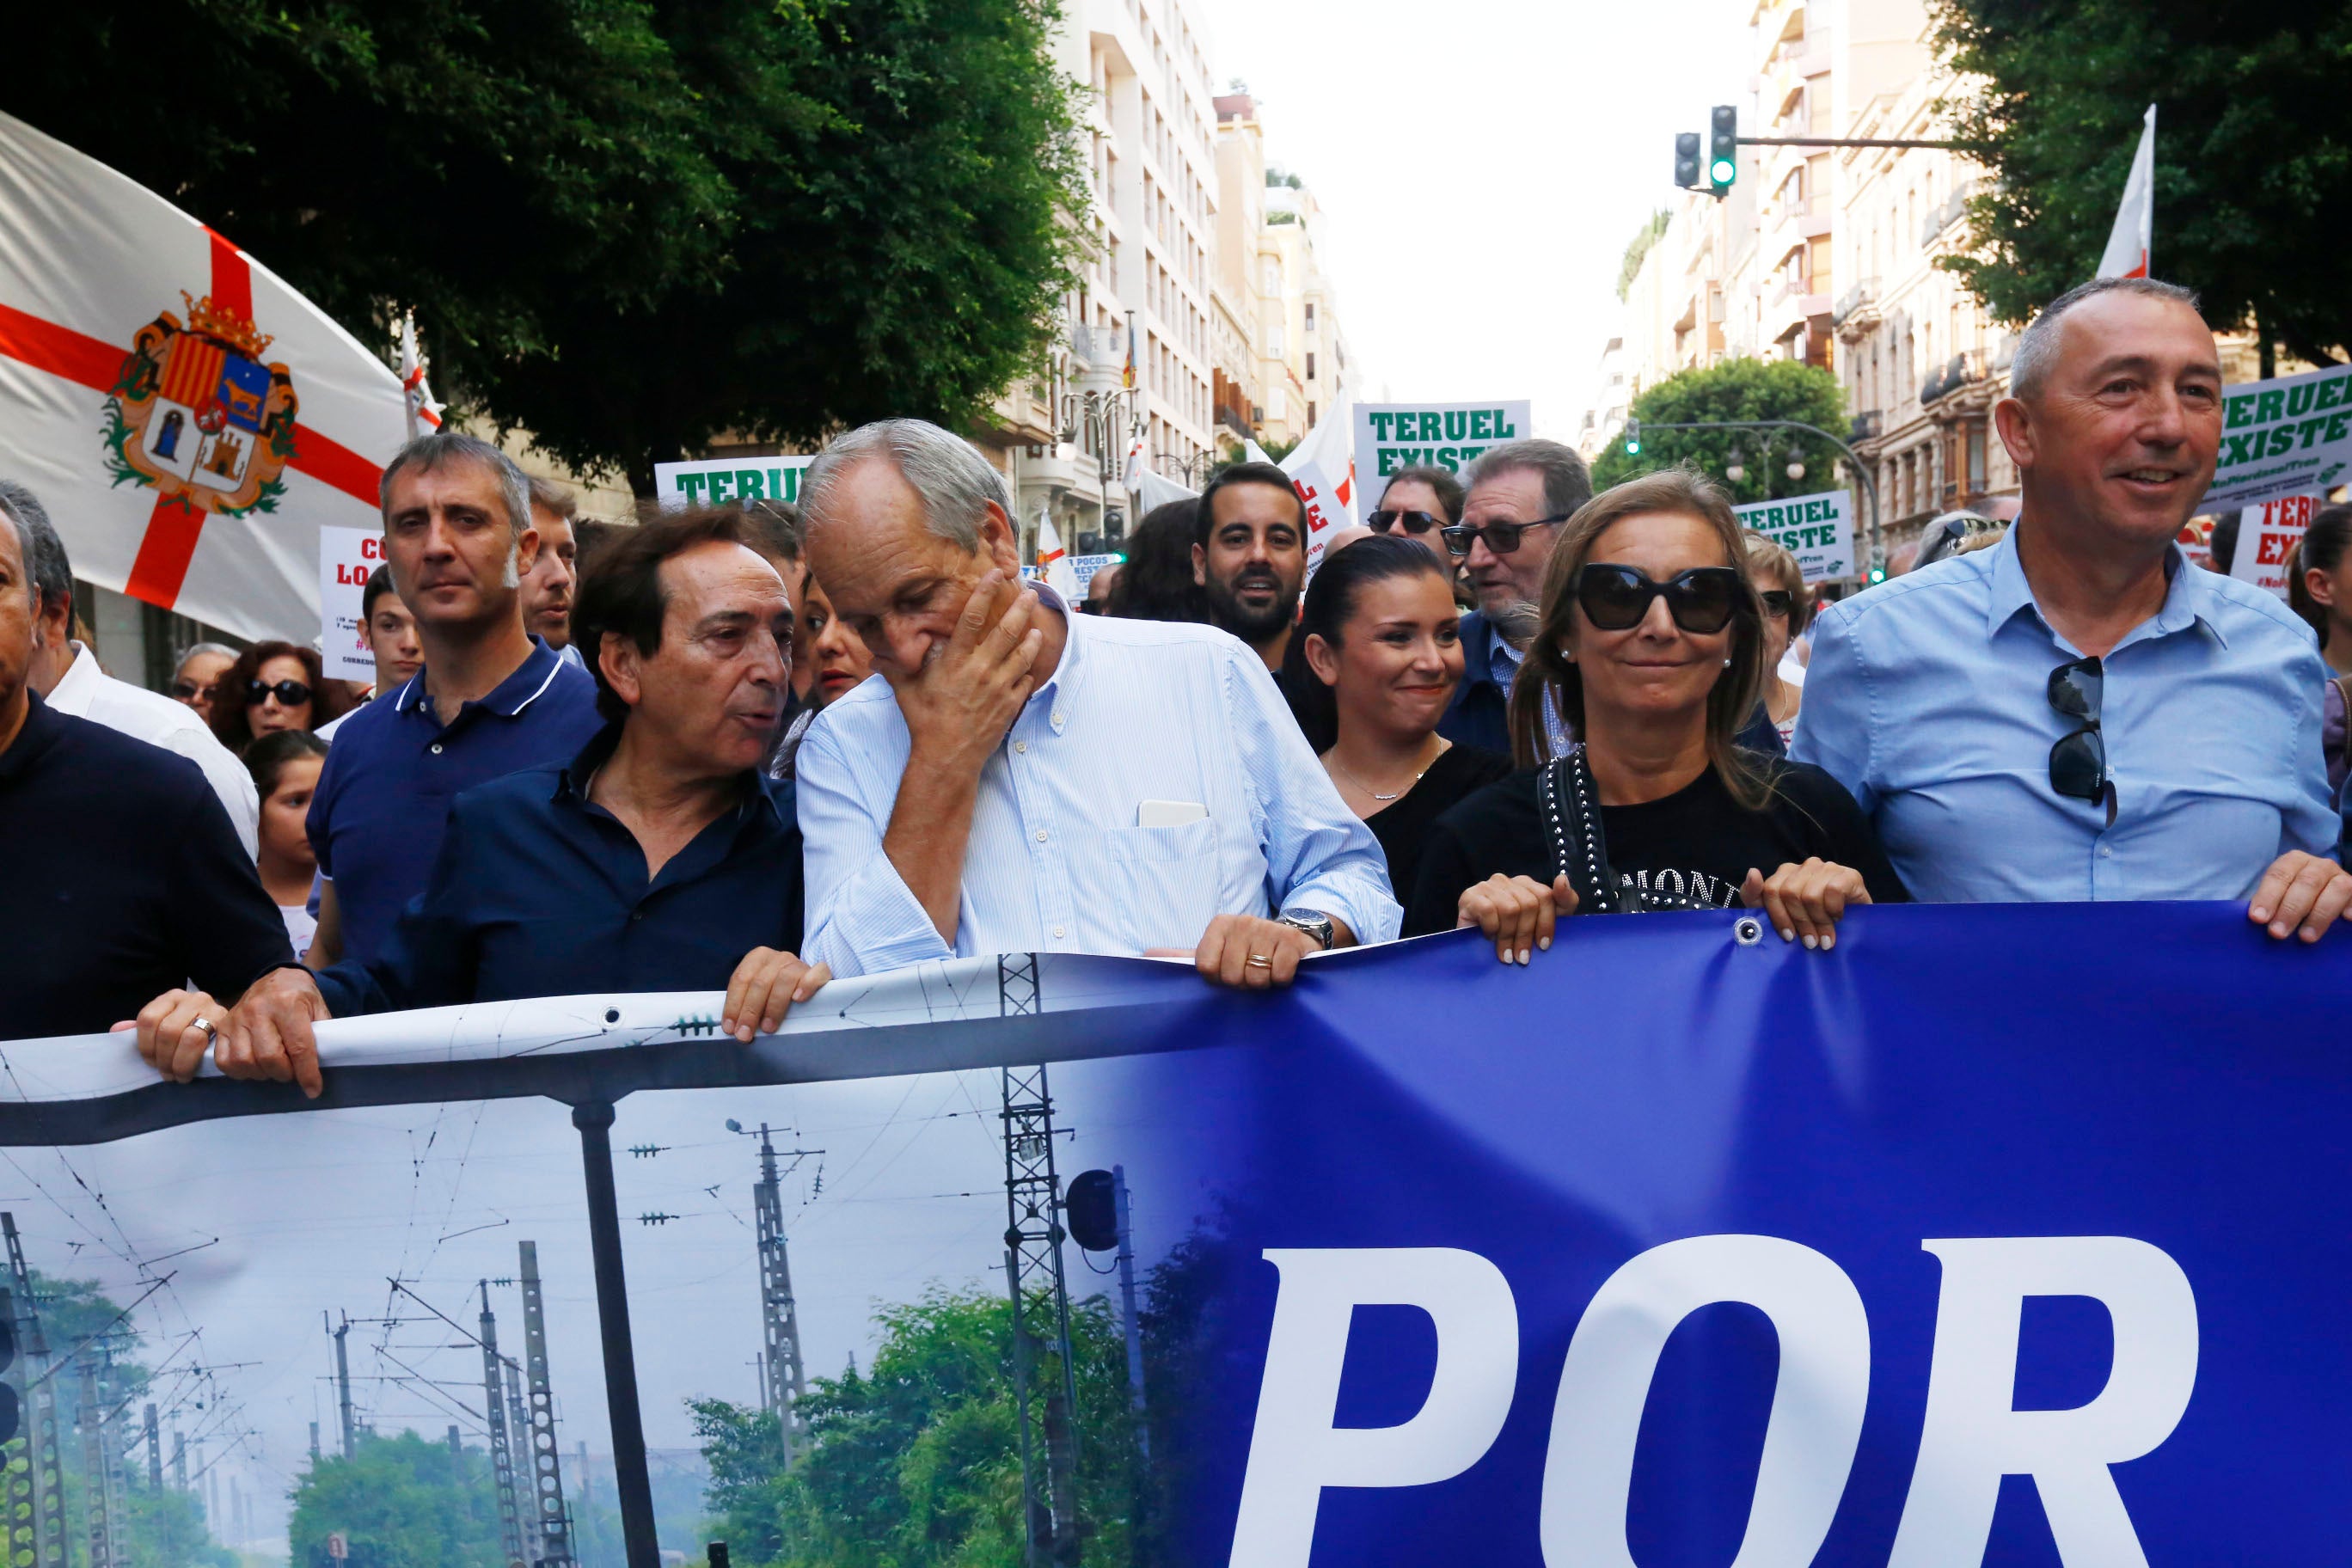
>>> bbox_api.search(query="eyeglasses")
[1572,565,1747,635]
[1438,514,1573,557]
[169,679,205,700]
[1368,509,1445,539]
[2046,655,2116,826]
[1758,589,1793,618]
[247,677,314,707]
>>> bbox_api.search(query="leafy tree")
[287,1430,506,1568]
[1933,0,2352,365]
[9,0,1092,488]
[695,1287,1140,1567]
[1591,358,1849,506]
[1617,210,1671,302]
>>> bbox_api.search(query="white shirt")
[797,595,1401,977]
[48,643,260,857]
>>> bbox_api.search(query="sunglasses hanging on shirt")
[2046,654,2117,826]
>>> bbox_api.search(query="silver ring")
[196,1016,219,1044]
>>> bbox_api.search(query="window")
[1308,400,1317,427]
[1306,352,1316,381]
[1304,303,1316,333]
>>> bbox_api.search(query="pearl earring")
[1722,658,1732,667]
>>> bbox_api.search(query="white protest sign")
[652,455,815,511]
[2231,493,2323,599]
[1353,401,1534,500]
[1020,554,1123,594]
[317,524,382,681]
[1734,489,1856,583]
[1284,407,1358,575]
[2206,363,2352,511]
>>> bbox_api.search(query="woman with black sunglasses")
[1405,468,1904,959]
[204,640,356,756]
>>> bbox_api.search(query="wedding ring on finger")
[196,1015,219,1046]
[1246,953,1273,969]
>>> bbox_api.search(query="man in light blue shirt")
[1794,276,2350,940]
[795,419,1400,985]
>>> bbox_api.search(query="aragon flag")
[0,110,404,642]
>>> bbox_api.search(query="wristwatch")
[1275,909,1337,951]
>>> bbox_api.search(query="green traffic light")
[1623,438,1642,456]
[1710,159,1736,185]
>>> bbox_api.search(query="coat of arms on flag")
[101,290,297,518]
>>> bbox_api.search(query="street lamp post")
[1630,417,1883,575]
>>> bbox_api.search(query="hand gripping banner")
[0,901,2344,1567]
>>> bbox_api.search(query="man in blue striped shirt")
[796,420,1400,987]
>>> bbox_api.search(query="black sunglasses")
[247,677,314,707]
[1573,565,1747,635]
[2047,655,2116,826]
[1758,589,1793,618]
[169,679,205,700]
[1439,514,1573,557]
[1368,508,1444,538]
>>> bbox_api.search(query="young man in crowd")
[131,510,821,1095]
[1438,438,1592,755]
[2,477,260,854]
[303,432,602,969]
[0,488,289,1037]
[521,475,581,656]
[317,566,425,742]
[1794,275,2350,939]
[1192,462,1308,671]
[794,419,1397,988]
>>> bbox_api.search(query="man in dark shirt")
[305,432,602,968]
[132,508,821,1093]
[0,495,289,1039]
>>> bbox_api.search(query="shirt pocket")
[1091,818,1222,952]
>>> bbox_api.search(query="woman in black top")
[1296,535,1514,902]
[1406,467,1905,961]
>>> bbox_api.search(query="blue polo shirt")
[309,637,602,966]
[311,722,804,1014]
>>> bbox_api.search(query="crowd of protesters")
[0,274,2347,1088]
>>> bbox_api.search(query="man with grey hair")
[302,432,601,968]
[1439,438,1593,754]
[1795,275,2350,938]
[794,417,1399,988]
[0,484,290,1038]
[1,480,259,854]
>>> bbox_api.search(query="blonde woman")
[1742,532,1815,749]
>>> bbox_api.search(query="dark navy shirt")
[309,638,601,966]
[1,692,291,1038]
[311,723,805,1014]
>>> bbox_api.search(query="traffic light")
[1674,132,1701,190]
[1621,419,1643,457]
[1709,105,1738,192]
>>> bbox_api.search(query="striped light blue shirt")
[1791,526,2337,903]
[796,597,1401,977]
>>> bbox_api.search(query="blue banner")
[1118,902,2352,1566]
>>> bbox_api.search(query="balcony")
[1920,349,1988,408]
[1833,278,1882,335]
[1918,180,1977,248]
[1849,410,1883,444]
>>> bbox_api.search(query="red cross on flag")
[0,111,404,641]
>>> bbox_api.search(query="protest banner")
[2204,361,2352,511]
[1352,401,1534,496]
[1283,407,1358,573]
[0,111,404,641]
[317,524,383,680]
[4,903,2347,1565]
[2231,493,2323,599]
[1733,487,1856,582]
[652,455,814,511]
[1023,552,1121,593]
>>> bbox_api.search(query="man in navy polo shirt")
[304,432,601,968]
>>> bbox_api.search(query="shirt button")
[1052,926,1066,939]
[2098,846,2113,858]
[1050,711,1065,726]
[1014,740,1029,754]
[1034,829,1049,843]
[630,910,644,921]
[430,743,444,756]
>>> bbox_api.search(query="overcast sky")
[1188,0,1753,439]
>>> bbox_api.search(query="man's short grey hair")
[799,419,1012,551]
[527,475,579,522]
[0,478,71,615]
[1462,438,1595,522]
[378,432,534,541]
[2009,276,2204,404]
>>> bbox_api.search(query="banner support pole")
[572,1098,659,1568]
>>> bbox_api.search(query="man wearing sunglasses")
[1436,439,1593,755]
[1365,464,1465,578]
[1793,277,2349,940]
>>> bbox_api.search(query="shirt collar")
[1983,522,2217,650]
[555,718,787,830]
[48,642,101,713]
[1027,579,1084,731]
[395,635,568,720]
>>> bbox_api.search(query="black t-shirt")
[1405,756,1908,935]
[1363,744,1516,908]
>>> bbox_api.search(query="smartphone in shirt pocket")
[1137,799,1208,828]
